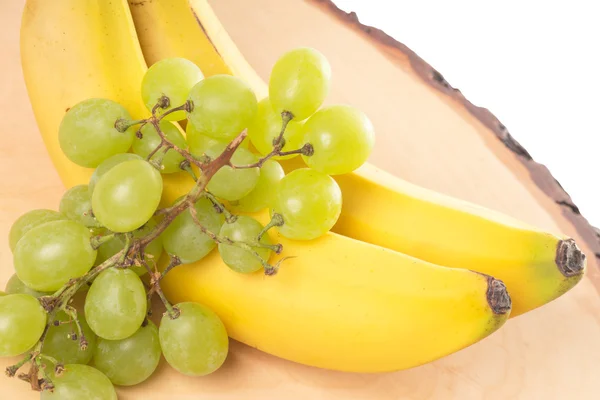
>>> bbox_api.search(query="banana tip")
[486,277,512,315]
[556,238,586,277]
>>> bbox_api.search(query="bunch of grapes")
[0,47,374,397]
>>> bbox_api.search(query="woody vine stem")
[6,95,310,391]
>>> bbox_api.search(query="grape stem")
[257,213,285,247]
[180,160,198,181]
[5,354,32,378]
[144,255,180,319]
[159,256,182,281]
[144,99,203,169]
[273,111,293,148]
[63,305,88,351]
[232,143,314,169]
[115,118,146,133]
[231,111,312,169]
[22,323,51,391]
[188,207,281,270]
[90,233,115,250]
[203,191,237,223]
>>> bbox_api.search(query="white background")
[334,0,600,226]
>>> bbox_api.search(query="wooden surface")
[1,0,600,398]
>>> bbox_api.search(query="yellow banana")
[21,0,509,373]
[160,210,510,373]
[128,0,267,98]
[127,0,586,317]
[21,0,148,188]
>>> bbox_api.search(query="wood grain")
[1,0,599,398]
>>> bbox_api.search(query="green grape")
[92,159,163,233]
[133,121,187,174]
[44,311,97,365]
[159,302,228,376]
[218,216,272,273]
[231,159,284,213]
[41,364,117,400]
[162,197,222,263]
[248,97,304,160]
[8,209,65,251]
[0,291,5,296]
[14,220,97,292]
[271,168,342,240]
[141,57,203,121]
[59,184,97,227]
[269,47,331,120]
[186,120,249,156]
[302,105,375,175]
[4,274,50,298]
[58,98,136,168]
[85,268,147,340]
[95,218,163,275]
[93,321,161,386]
[187,74,258,141]
[205,143,260,201]
[88,153,142,196]
[0,294,46,357]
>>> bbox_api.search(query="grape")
[41,364,117,400]
[88,153,142,196]
[205,143,260,201]
[59,185,97,227]
[0,291,5,296]
[0,294,46,357]
[93,321,161,386]
[231,160,284,213]
[8,209,65,251]
[44,311,97,365]
[269,47,331,120]
[133,121,187,174]
[218,216,273,273]
[4,274,50,298]
[187,75,258,141]
[141,57,203,121]
[95,218,163,275]
[271,168,342,240]
[85,268,147,340]
[92,159,163,233]
[14,220,96,291]
[186,120,249,156]
[248,97,304,160]
[162,197,222,263]
[302,105,375,175]
[58,98,136,168]
[159,302,228,376]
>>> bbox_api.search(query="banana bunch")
[19,0,585,374]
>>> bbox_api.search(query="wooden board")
[1,0,600,398]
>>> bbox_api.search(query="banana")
[21,0,510,373]
[160,210,511,373]
[128,0,267,98]
[127,0,586,317]
[21,0,148,188]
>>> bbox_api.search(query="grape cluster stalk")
[2,48,375,396]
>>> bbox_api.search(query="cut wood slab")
[1,0,599,399]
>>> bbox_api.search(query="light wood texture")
[1,0,599,398]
